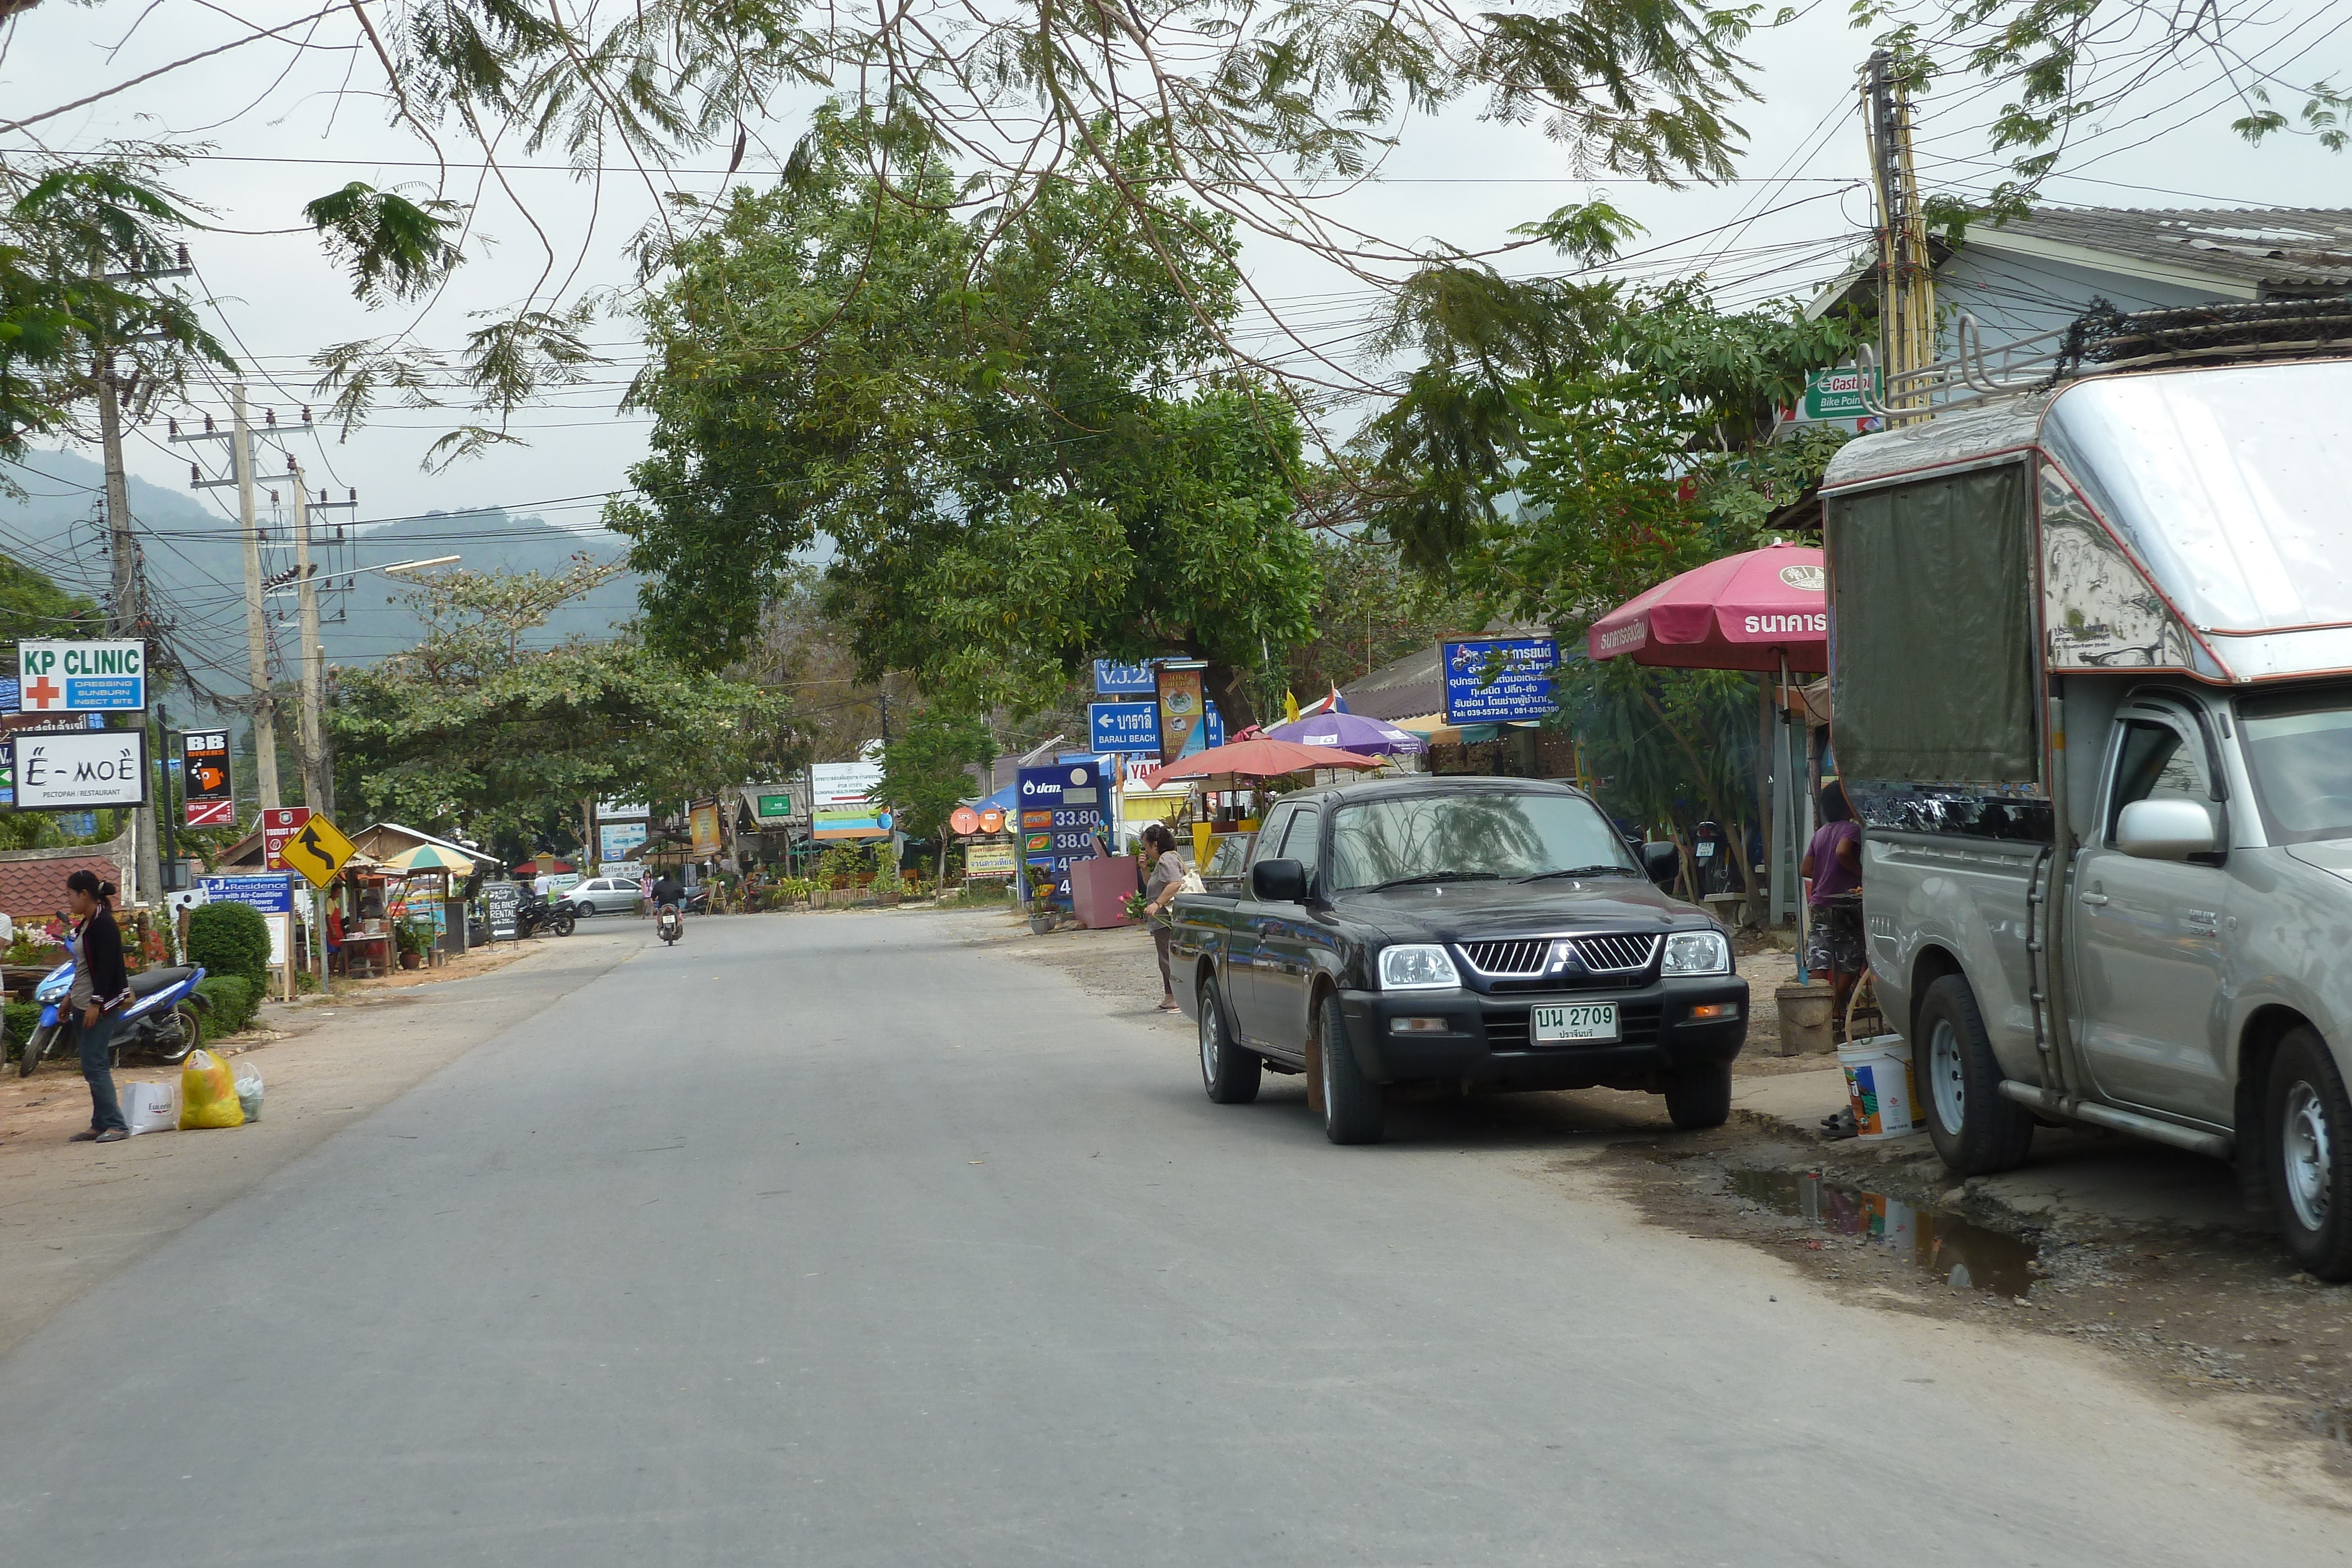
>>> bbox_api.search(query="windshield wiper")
[1516,865,1638,884]
[1361,870,1504,893]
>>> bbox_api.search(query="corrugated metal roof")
[1982,207,2352,291]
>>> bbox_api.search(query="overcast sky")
[4,0,2345,530]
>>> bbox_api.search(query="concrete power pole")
[1863,49,1936,423]
[95,355,162,907]
[178,387,283,809]
[290,462,330,818]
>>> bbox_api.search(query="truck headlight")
[1661,930,1731,977]
[1378,944,1460,991]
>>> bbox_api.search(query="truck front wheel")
[1916,974,2035,1176]
[2267,1028,2352,1281]
[1198,977,1261,1105]
[1664,1062,1732,1130]
[1318,992,1384,1145]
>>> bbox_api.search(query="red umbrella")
[1138,737,1384,789]
[1587,542,1826,673]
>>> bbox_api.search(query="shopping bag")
[178,1048,245,1129]
[233,1060,264,1123]
[120,1079,180,1135]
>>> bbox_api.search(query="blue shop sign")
[1093,658,1160,695]
[1089,700,1160,753]
[199,872,294,915]
[1441,637,1561,724]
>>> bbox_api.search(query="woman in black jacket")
[64,870,132,1143]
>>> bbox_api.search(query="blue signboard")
[1441,637,1562,723]
[1017,760,1110,907]
[1089,700,1160,754]
[1093,659,1159,695]
[199,872,295,915]
[1205,702,1226,750]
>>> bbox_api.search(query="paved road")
[0,912,2341,1565]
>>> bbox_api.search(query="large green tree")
[329,560,796,857]
[609,108,1319,723]
[877,706,998,879]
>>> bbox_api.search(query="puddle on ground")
[1727,1169,2042,1299]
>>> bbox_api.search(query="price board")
[1015,760,1110,907]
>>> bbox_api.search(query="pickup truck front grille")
[1575,934,1661,972]
[1459,938,1551,975]
[1486,1001,1663,1051]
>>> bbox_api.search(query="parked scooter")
[15,957,211,1076]
[656,904,683,946]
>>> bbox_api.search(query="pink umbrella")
[1137,737,1383,790]
[1586,542,1827,673]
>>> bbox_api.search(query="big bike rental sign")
[1017,760,1109,907]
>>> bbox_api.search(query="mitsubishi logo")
[1545,941,1585,976]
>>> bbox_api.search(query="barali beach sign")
[15,640,146,713]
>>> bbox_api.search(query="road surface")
[0,911,2341,1564]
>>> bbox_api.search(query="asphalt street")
[0,911,2342,1566]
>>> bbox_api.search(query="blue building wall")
[1935,246,2235,352]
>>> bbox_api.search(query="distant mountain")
[0,449,642,715]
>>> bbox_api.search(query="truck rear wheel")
[2267,1028,2352,1281]
[1318,992,1384,1145]
[1198,977,1261,1105]
[1917,974,2034,1176]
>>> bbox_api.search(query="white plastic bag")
[233,1060,264,1124]
[120,1079,181,1136]
[1179,868,1205,894]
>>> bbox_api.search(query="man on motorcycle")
[650,872,684,914]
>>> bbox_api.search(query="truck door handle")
[2079,892,2110,907]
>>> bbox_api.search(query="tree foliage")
[328,560,796,850]
[609,107,1319,723]
[878,706,998,867]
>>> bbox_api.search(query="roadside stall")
[382,842,475,967]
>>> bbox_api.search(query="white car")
[563,877,643,917]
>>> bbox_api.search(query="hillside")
[0,450,642,711]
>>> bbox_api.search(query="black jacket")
[80,909,130,1008]
[651,877,684,906]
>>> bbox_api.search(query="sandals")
[1155,999,1181,1013]
[93,1128,128,1143]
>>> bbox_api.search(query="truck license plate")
[1532,1002,1618,1043]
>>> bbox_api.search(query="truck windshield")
[1327,791,1635,891]
[2237,687,2352,845]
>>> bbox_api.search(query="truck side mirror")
[1250,858,1308,903]
[2116,797,2219,860]
[1641,842,1680,887]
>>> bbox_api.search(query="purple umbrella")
[1264,711,1428,756]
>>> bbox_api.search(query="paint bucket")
[1839,1035,1920,1139]
[1776,984,1835,1055]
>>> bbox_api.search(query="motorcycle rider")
[650,871,685,922]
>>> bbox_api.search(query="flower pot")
[399,951,423,971]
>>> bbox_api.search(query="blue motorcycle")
[14,957,210,1077]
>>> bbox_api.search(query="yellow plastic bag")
[178,1048,245,1129]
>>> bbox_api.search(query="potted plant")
[395,921,429,969]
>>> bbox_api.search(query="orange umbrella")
[1138,737,1384,789]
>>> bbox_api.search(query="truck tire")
[1916,974,2034,1176]
[1198,977,1261,1105]
[1318,992,1384,1145]
[2266,1027,2352,1281]
[1664,1061,1732,1130]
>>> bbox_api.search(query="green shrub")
[4,1001,38,1061]
[196,974,257,1035]
[189,901,271,992]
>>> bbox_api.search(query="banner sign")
[16,640,146,713]
[689,800,722,857]
[965,840,1017,878]
[1441,637,1562,724]
[1017,760,1108,905]
[598,820,648,863]
[1154,662,1209,765]
[1093,658,1159,695]
[813,804,892,840]
[810,760,884,804]
[199,872,293,915]
[14,728,147,807]
[259,806,312,871]
[596,798,649,821]
[183,730,233,827]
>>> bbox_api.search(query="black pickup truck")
[1168,775,1748,1144]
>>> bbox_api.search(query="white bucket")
[1839,1035,1920,1140]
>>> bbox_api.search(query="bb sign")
[16,640,146,713]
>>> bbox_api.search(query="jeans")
[79,1012,125,1132]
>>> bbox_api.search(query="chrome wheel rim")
[2284,1080,2333,1233]
[1198,999,1220,1086]
[1929,1018,1966,1133]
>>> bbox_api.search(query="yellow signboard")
[690,800,722,857]
[280,813,358,890]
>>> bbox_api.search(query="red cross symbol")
[22,675,60,710]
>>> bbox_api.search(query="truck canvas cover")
[1825,463,2039,784]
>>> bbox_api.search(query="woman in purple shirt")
[1800,783,1865,1026]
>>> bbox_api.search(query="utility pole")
[176,387,282,809]
[95,355,162,907]
[1863,49,1936,423]
[291,463,324,815]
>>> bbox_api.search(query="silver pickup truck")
[1824,328,2352,1278]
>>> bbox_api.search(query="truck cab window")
[1278,808,1321,884]
[2107,718,2209,842]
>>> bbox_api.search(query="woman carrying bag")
[64,870,133,1144]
